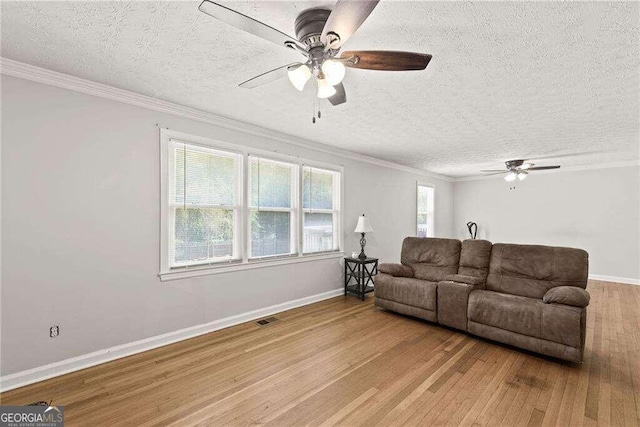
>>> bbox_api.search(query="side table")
[344,257,378,301]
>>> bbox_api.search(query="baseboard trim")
[0,288,343,393]
[589,274,639,286]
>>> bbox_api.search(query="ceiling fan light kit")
[481,159,561,181]
[321,60,346,86]
[317,77,337,98]
[198,0,431,121]
[287,64,312,91]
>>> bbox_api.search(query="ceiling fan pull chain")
[312,94,319,123]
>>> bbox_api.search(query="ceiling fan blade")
[519,163,534,170]
[239,63,302,89]
[340,51,432,71]
[482,171,507,176]
[328,83,347,106]
[480,170,506,173]
[527,166,561,171]
[199,1,305,51]
[321,0,380,48]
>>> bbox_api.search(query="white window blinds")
[170,142,242,267]
[302,166,340,253]
[160,129,344,279]
[249,157,298,258]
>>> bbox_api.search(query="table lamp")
[354,214,374,259]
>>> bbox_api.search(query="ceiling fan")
[198,0,432,109]
[481,160,561,181]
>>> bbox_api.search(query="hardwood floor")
[1,280,639,426]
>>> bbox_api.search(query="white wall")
[453,166,640,281]
[0,75,453,376]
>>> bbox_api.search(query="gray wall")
[3,73,638,378]
[453,166,640,280]
[0,75,453,375]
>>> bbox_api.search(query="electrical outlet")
[50,326,59,338]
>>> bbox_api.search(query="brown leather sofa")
[375,238,590,363]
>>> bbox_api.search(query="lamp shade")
[504,171,517,182]
[317,78,337,99]
[321,60,346,86]
[287,64,311,91]
[354,215,374,233]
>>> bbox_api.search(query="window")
[249,157,298,258]
[302,166,341,253]
[169,141,242,267]
[160,129,343,280]
[417,184,435,237]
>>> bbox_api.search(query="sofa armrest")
[444,274,484,286]
[378,263,414,278]
[543,286,590,308]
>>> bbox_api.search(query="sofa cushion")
[400,237,461,282]
[543,286,590,307]
[468,290,584,348]
[375,273,437,311]
[486,244,588,299]
[458,239,492,280]
[378,263,414,278]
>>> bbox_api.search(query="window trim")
[416,182,436,238]
[159,129,344,281]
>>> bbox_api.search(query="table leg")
[344,262,347,296]
[360,264,365,301]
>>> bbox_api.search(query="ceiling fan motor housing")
[505,159,525,169]
[295,8,331,49]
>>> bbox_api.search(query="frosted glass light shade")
[504,171,517,182]
[354,215,374,233]
[287,64,311,91]
[517,171,528,181]
[317,78,336,98]
[321,60,346,86]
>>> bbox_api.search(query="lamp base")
[358,232,367,259]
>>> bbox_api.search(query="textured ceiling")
[2,1,638,177]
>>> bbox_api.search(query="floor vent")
[256,316,279,326]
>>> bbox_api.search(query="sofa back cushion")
[486,243,589,299]
[457,239,492,281]
[401,237,461,282]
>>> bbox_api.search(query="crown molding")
[452,160,640,182]
[0,57,453,183]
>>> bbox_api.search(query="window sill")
[159,251,345,282]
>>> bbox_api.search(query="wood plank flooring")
[1,280,639,426]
